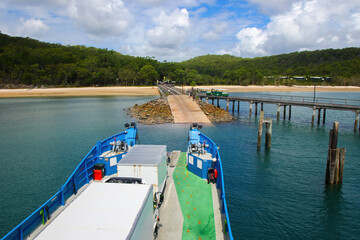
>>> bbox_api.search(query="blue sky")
[1,0,360,61]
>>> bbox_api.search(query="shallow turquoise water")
[0,93,359,239]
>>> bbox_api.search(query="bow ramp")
[168,95,211,124]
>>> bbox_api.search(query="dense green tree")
[0,32,359,87]
[138,65,159,85]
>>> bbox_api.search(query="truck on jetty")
[2,123,233,240]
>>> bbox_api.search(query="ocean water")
[0,92,359,239]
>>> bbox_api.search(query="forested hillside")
[1,33,359,87]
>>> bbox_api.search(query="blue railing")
[200,133,234,240]
[1,129,132,240]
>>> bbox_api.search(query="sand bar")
[0,87,160,98]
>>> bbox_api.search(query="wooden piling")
[312,107,316,125]
[323,108,326,124]
[265,118,272,148]
[289,105,292,120]
[255,103,258,117]
[277,105,281,121]
[249,102,253,117]
[257,111,264,150]
[217,99,220,107]
[338,148,346,183]
[257,112,272,149]
[325,122,345,184]
[238,101,240,113]
[330,122,338,149]
[261,103,264,111]
[226,99,229,111]
[212,98,214,105]
[283,105,286,120]
[317,108,321,125]
[354,110,359,131]
[232,101,235,113]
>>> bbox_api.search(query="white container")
[34,182,154,240]
[117,145,168,195]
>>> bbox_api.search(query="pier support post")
[289,105,292,120]
[317,108,322,125]
[238,101,240,113]
[325,122,346,184]
[261,103,264,111]
[226,99,229,111]
[283,105,286,120]
[257,111,264,150]
[354,110,360,131]
[217,99,220,107]
[249,102,253,117]
[232,101,235,113]
[212,98,214,105]
[323,109,326,124]
[255,103,258,117]
[265,118,272,148]
[277,104,281,121]
[312,107,316,125]
[206,97,209,103]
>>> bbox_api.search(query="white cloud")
[228,0,360,57]
[18,18,50,38]
[68,0,131,37]
[234,27,268,56]
[147,8,190,48]
[1,0,360,61]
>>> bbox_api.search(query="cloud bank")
[0,0,360,61]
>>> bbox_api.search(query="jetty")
[158,85,211,124]
[199,93,360,130]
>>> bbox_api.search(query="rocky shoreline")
[128,97,235,125]
[129,97,174,124]
[197,100,235,122]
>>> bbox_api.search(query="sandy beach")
[0,85,360,98]
[0,86,160,98]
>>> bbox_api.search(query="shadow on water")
[320,184,344,240]
[256,147,271,163]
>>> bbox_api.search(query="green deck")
[173,153,216,240]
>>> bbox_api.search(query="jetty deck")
[158,84,211,124]
[168,95,211,124]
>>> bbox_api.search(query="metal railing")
[234,93,360,106]
[1,131,129,240]
[200,133,234,240]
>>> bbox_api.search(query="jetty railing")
[235,93,360,106]
[200,133,234,240]
[1,131,128,240]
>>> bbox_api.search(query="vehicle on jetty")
[2,123,233,240]
[195,88,229,97]
[211,89,229,97]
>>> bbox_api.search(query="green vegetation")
[1,32,360,87]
